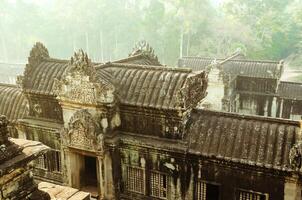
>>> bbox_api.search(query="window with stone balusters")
[35,154,47,169]
[195,180,220,200]
[150,171,169,199]
[125,166,145,194]
[53,150,61,172]
[34,150,61,172]
[236,189,268,200]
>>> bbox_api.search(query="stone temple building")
[0,115,50,200]
[0,114,90,200]
[178,55,302,120]
[0,41,302,199]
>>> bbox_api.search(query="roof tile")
[187,109,301,171]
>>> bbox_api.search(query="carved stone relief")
[129,40,160,65]
[54,49,115,105]
[178,72,208,109]
[289,142,302,170]
[62,109,103,152]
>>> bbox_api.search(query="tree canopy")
[0,0,301,67]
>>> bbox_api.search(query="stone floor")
[38,182,91,200]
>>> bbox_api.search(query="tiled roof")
[113,54,161,66]
[21,42,161,96]
[22,58,69,95]
[178,57,214,71]
[96,63,207,109]
[20,44,207,110]
[178,57,283,79]
[22,55,162,96]
[278,81,302,100]
[187,109,301,172]
[0,84,28,121]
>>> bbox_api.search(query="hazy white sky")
[7,0,226,6]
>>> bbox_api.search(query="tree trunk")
[0,23,8,62]
[180,26,184,58]
[114,27,118,60]
[186,32,190,56]
[72,34,76,52]
[85,31,89,55]
[99,30,104,62]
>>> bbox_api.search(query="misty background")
[0,0,302,81]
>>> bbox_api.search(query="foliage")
[0,0,301,67]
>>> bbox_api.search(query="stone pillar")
[97,155,105,200]
[264,98,269,116]
[185,167,194,200]
[272,97,277,117]
[62,148,72,186]
[280,99,284,118]
[103,151,115,199]
[290,101,294,120]
[284,178,301,200]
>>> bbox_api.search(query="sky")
[7,0,226,6]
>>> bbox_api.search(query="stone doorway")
[81,156,98,198]
[67,150,102,199]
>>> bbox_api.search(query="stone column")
[103,151,115,199]
[264,98,269,116]
[62,147,72,186]
[272,97,277,117]
[290,101,294,120]
[284,176,301,200]
[97,155,105,200]
[280,99,284,118]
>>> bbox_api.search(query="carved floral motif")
[54,49,115,104]
[22,42,50,88]
[178,72,208,109]
[62,109,103,152]
[68,49,94,78]
[289,142,302,170]
[129,40,160,65]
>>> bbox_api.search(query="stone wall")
[0,166,49,200]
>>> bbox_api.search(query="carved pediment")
[21,42,50,88]
[289,142,302,170]
[129,40,160,65]
[54,50,115,104]
[178,72,208,109]
[62,109,103,152]
[68,49,94,78]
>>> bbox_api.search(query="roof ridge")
[193,108,301,125]
[280,81,302,85]
[228,59,280,64]
[113,54,144,63]
[97,62,192,73]
[181,56,281,64]
[0,83,18,88]
[42,57,69,63]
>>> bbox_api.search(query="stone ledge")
[38,182,90,200]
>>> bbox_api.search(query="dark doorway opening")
[206,183,219,200]
[81,156,98,198]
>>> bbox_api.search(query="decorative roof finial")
[24,42,50,82]
[129,40,160,65]
[67,49,93,77]
[29,42,49,62]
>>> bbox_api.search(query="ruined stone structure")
[178,56,302,120]
[0,115,50,200]
[0,41,302,199]
[0,114,90,200]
